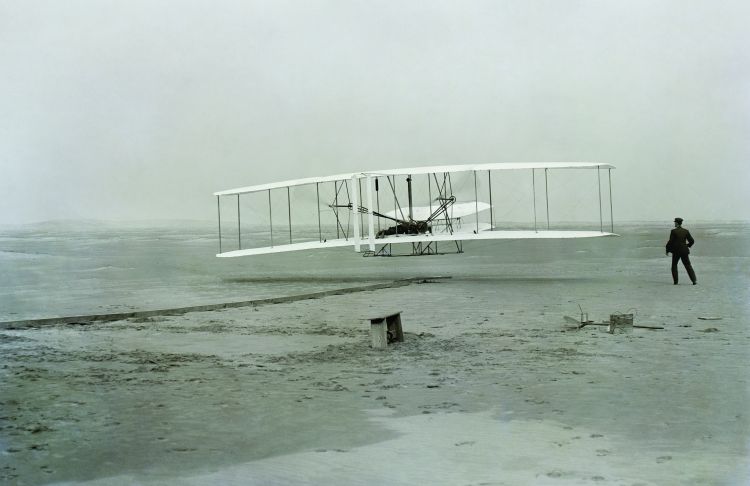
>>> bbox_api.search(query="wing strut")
[431,172,455,234]
[217,196,222,253]
[268,190,273,247]
[375,177,381,233]
[316,182,322,242]
[352,175,360,251]
[332,181,351,240]
[287,187,292,244]
[473,171,479,234]
[366,175,375,251]
[407,175,413,221]
[488,170,494,230]
[334,181,339,239]
[532,170,537,232]
[608,169,614,233]
[598,166,603,233]
[358,178,364,237]
[545,168,550,230]
[427,174,433,216]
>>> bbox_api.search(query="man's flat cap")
[674,217,683,223]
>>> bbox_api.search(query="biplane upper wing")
[213,162,614,196]
[213,162,617,257]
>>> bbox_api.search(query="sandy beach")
[4,0,749,482]
[1,241,748,485]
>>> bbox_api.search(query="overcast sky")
[1,0,748,225]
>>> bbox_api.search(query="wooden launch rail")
[0,276,450,330]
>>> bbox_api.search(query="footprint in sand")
[543,470,573,479]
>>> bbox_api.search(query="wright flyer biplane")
[214,162,617,258]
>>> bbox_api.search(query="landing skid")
[363,240,463,257]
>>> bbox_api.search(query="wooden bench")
[369,312,404,349]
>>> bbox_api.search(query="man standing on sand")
[666,217,697,285]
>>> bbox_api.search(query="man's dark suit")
[666,226,696,284]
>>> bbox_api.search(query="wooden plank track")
[0,276,450,330]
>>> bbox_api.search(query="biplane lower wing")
[217,238,353,257]
[217,230,616,257]
[374,230,615,245]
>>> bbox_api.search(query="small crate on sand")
[608,314,634,333]
[369,312,404,349]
